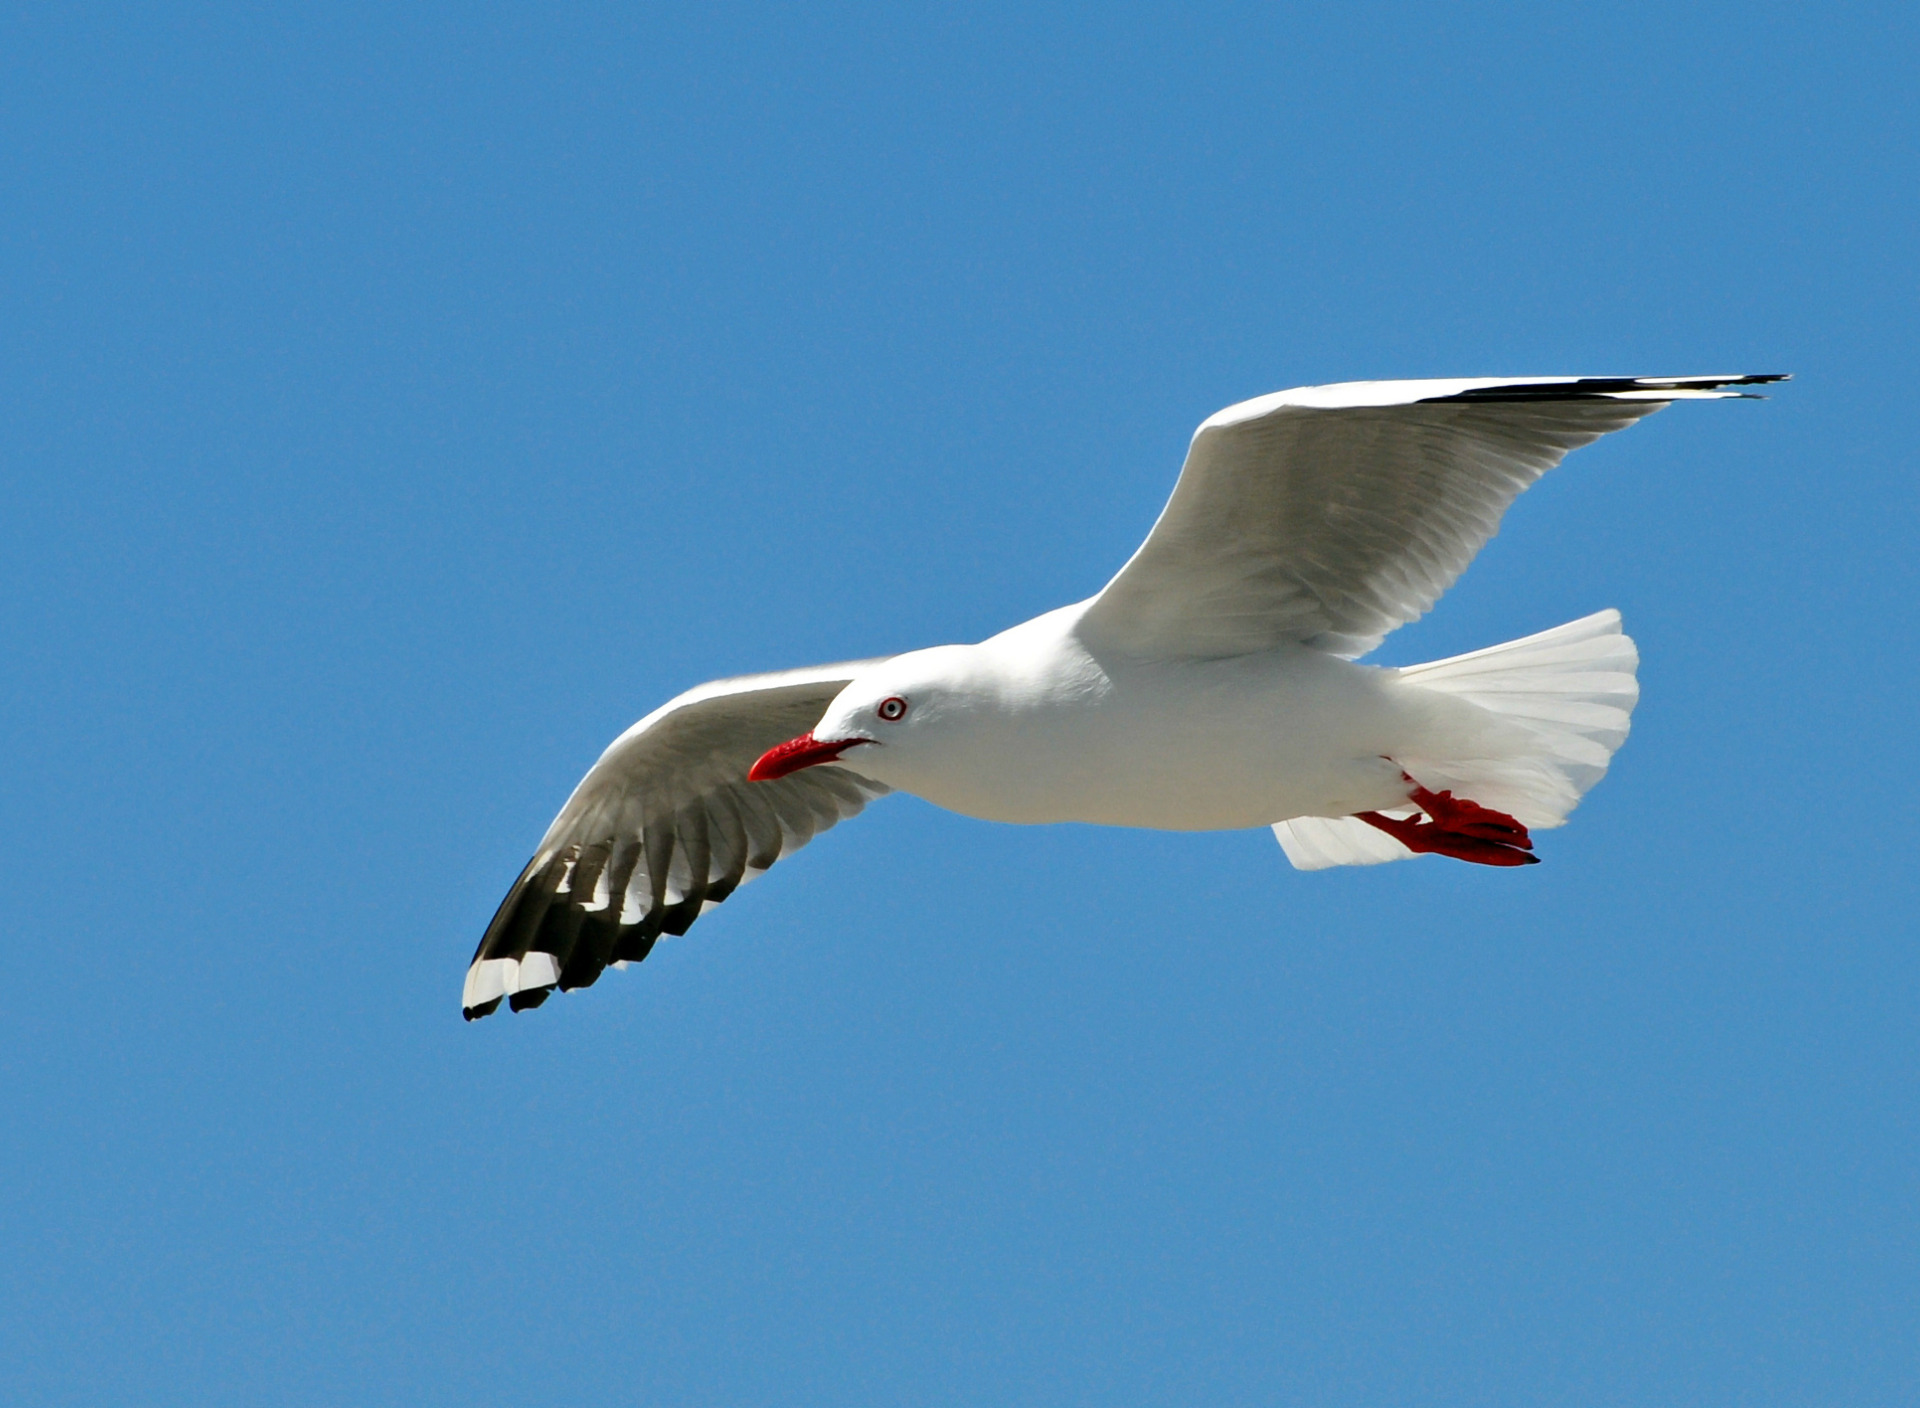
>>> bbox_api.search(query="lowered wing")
[464,660,892,1019]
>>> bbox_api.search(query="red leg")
[1407,785,1533,849]
[1354,780,1538,867]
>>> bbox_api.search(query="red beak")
[747,732,871,782]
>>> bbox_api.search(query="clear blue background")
[2,4,1914,1404]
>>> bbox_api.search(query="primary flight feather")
[464,373,1783,1019]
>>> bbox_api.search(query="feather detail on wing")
[463,661,892,1019]
[1078,375,1784,660]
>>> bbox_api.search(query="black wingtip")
[1724,373,1792,399]
[463,997,503,1021]
[1421,373,1792,405]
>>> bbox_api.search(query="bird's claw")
[1354,781,1538,866]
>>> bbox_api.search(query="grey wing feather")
[1078,375,1784,660]
[464,660,892,1019]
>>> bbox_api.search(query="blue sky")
[2,3,1915,1404]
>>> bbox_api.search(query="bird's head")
[747,647,978,785]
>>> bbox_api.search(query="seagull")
[464,373,1783,1019]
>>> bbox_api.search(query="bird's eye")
[877,696,908,722]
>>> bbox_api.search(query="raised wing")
[464,660,892,1019]
[1078,375,1785,660]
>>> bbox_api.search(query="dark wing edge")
[1417,373,1787,403]
[463,664,892,1020]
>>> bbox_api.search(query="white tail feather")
[1273,808,1419,870]
[1272,610,1640,870]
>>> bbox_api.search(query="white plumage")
[1271,609,1639,868]
[464,373,1781,1019]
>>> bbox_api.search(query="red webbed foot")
[1354,781,1538,867]
[1407,785,1533,849]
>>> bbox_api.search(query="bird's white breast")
[843,605,1428,830]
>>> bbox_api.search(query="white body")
[820,601,1495,830]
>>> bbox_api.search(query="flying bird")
[464,373,1783,1019]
